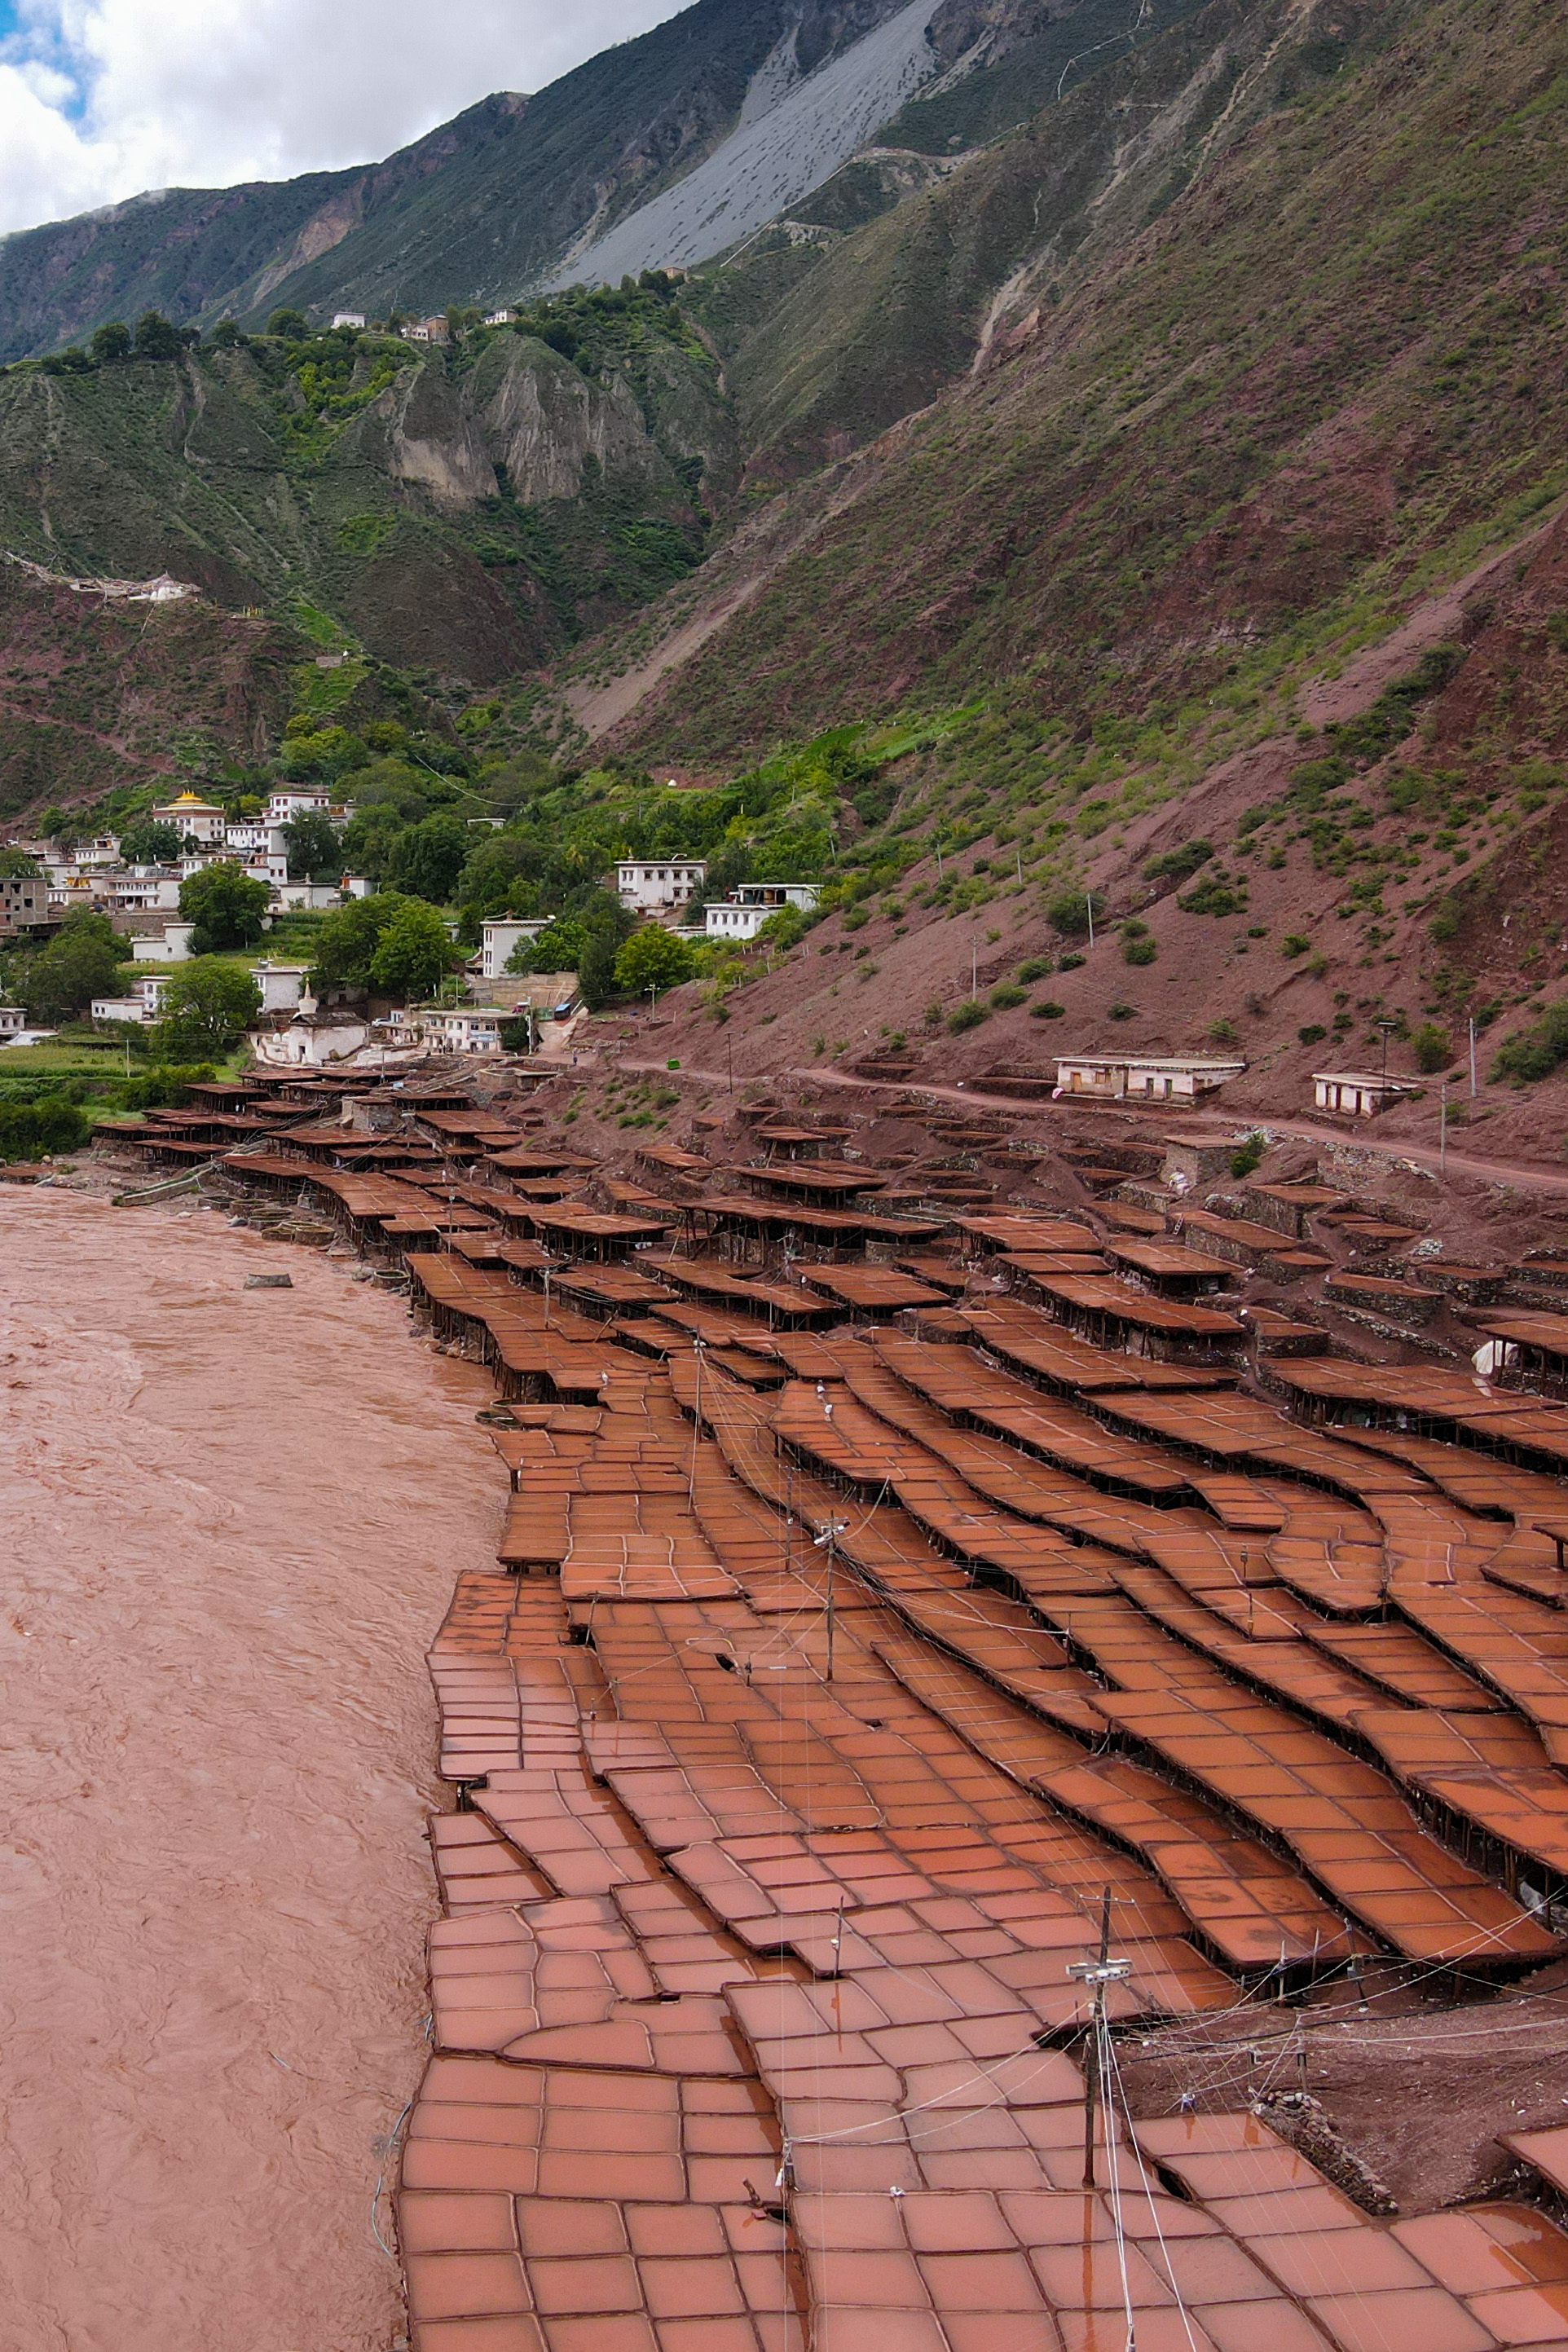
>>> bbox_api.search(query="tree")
[311,893,403,990]
[37,806,78,848]
[308,892,428,991]
[18,911,126,1022]
[90,320,132,363]
[383,814,471,906]
[481,752,553,817]
[369,901,461,999]
[282,810,342,882]
[578,928,620,1011]
[518,917,588,974]
[0,846,41,877]
[179,862,271,952]
[268,308,309,339]
[134,311,185,360]
[614,927,695,997]
[210,319,241,349]
[1046,888,1106,940]
[118,818,185,866]
[0,1098,91,1161]
[153,960,262,1057]
[280,722,369,782]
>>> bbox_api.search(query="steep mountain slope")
[543,0,950,287]
[556,0,1568,1147]
[689,0,1322,487]
[0,0,989,363]
[601,0,1566,762]
[0,563,301,817]
[0,294,732,681]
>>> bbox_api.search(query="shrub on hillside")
[989,984,1027,1010]
[1029,1000,1066,1020]
[1046,890,1104,939]
[1144,839,1213,885]
[1412,1021,1454,1073]
[1230,1133,1267,1179]
[948,1000,989,1032]
[1017,957,1054,984]
[1491,1004,1568,1086]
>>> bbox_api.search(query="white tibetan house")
[616,860,707,915]
[1053,1053,1247,1103]
[704,883,819,942]
[1312,1069,1420,1118]
[480,918,548,978]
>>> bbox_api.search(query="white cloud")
[0,0,681,238]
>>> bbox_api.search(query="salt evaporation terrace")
[96,1068,1568,2350]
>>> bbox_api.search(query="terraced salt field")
[97,1072,1568,2350]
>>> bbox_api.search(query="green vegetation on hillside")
[624,0,1568,775]
[0,290,731,702]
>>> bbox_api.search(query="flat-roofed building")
[616,860,707,914]
[411,1006,504,1055]
[127,921,196,964]
[0,874,51,936]
[1312,1069,1420,1117]
[1054,1053,1246,1103]
[704,882,818,941]
[480,918,548,978]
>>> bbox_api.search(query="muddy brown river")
[0,1190,498,2352]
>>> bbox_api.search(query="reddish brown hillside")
[626,507,1568,1166]
[0,566,299,817]
[598,0,1566,765]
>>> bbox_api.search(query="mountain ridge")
[0,0,967,363]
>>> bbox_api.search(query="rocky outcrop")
[381,365,500,512]
[478,342,669,505]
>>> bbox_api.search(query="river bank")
[0,1189,499,2352]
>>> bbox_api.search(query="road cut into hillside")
[0,1190,498,2352]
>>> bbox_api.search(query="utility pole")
[971,938,978,997]
[1066,1888,1132,2190]
[813,1516,848,1681]
[1439,1076,1447,1175]
[689,1339,705,1507]
[1469,1015,1478,1099]
[1375,1015,1398,1093]
[1086,894,1095,949]
[1015,845,1024,887]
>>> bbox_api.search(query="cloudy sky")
[0,0,680,237]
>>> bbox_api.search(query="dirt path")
[0,1191,499,2352]
[611,1052,1568,1194]
[566,576,769,742]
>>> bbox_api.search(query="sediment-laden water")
[0,1191,498,2352]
